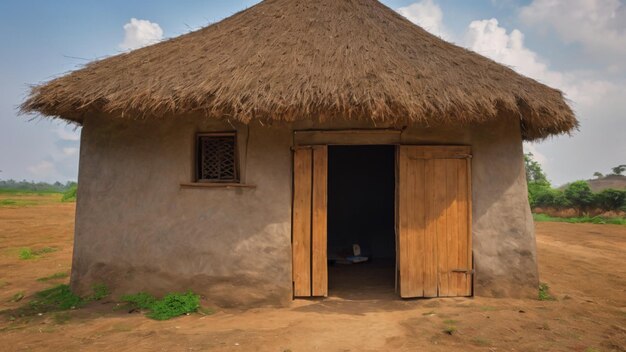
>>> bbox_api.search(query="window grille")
[196,134,238,182]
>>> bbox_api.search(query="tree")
[593,172,603,179]
[564,181,594,215]
[611,165,626,176]
[595,189,626,211]
[524,153,549,186]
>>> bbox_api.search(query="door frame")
[291,141,473,299]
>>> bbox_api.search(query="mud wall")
[72,114,538,306]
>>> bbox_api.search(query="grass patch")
[18,247,58,260]
[121,292,157,310]
[89,283,110,301]
[0,280,8,289]
[471,337,492,347]
[7,283,109,318]
[122,291,201,320]
[9,292,25,303]
[443,325,457,335]
[539,283,556,301]
[19,248,36,260]
[0,199,38,207]
[443,319,458,324]
[30,285,83,311]
[533,213,626,225]
[36,272,69,282]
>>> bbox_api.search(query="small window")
[196,133,239,183]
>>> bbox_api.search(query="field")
[1,195,625,352]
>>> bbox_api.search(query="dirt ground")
[1,196,625,352]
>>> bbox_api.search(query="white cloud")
[55,126,81,141]
[464,18,618,108]
[27,160,56,178]
[119,18,163,50]
[520,0,626,68]
[397,0,450,40]
[62,147,78,156]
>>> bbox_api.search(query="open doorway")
[327,145,396,299]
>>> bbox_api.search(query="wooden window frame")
[195,132,240,184]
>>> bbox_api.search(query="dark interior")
[327,145,396,298]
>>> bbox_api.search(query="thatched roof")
[21,0,577,140]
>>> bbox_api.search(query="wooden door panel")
[293,148,313,297]
[293,146,328,298]
[398,146,472,298]
[398,147,426,297]
[312,146,328,297]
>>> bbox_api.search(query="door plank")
[445,160,460,297]
[434,159,449,297]
[293,148,312,297]
[423,159,438,297]
[312,146,328,297]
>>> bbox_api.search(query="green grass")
[89,284,110,301]
[539,283,556,301]
[36,272,69,282]
[121,292,157,310]
[61,185,77,202]
[533,213,626,225]
[18,247,58,260]
[0,199,37,207]
[122,291,201,320]
[8,284,110,318]
[0,188,62,195]
[30,285,83,311]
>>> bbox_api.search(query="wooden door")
[292,146,328,297]
[397,146,472,298]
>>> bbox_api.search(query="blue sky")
[1,0,624,186]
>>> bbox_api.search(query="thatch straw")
[21,0,577,140]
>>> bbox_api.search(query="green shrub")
[534,188,571,209]
[595,189,626,211]
[564,181,594,213]
[121,292,157,310]
[61,184,77,202]
[147,292,200,321]
[538,283,556,301]
[19,248,36,260]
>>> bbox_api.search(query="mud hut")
[22,0,577,307]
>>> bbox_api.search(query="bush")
[61,184,77,202]
[148,292,200,321]
[594,189,626,211]
[533,188,571,209]
[538,283,556,301]
[122,291,201,320]
[564,181,594,213]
